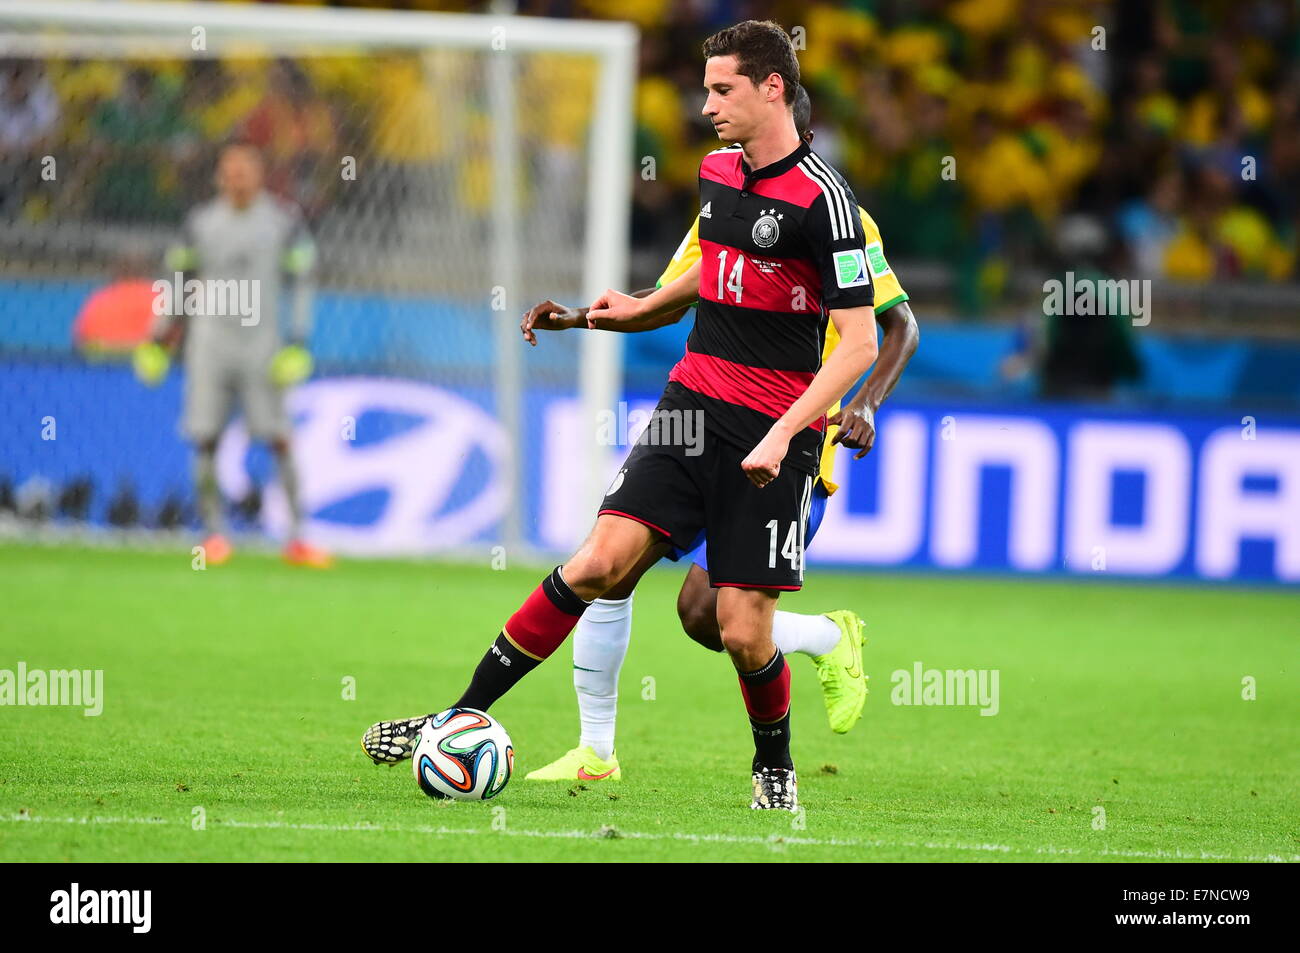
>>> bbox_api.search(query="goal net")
[0,0,635,558]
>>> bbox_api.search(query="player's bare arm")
[587,259,701,326]
[741,304,877,487]
[520,289,687,346]
[829,300,920,458]
[588,298,690,333]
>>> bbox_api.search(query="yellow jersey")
[656,206,908,494]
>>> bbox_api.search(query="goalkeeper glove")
[132,341,170,387]
[270,344,313,386]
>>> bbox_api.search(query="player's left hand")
[270,344,313,386]
[521,299,584,345]
[741,430,790,488]
[828,399,878,460]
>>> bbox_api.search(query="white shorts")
[182,356,288,443]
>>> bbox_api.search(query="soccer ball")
[412,707,514,801]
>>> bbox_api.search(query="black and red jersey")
[667,139,875,472]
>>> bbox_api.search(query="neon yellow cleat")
[812,609,867,734]
[524,745,621,782]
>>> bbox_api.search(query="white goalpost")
[0,0,637,558]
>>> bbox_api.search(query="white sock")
[772,610,840,657]
[573,594,633,761]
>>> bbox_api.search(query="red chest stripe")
[669,346,826,432]
[748,169,824,206]
[696,238,821,314]
[700,149,827,208]
[700,149,745,188]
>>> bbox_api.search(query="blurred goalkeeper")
[133,142,332,568]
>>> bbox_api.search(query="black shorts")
[597,387,817,591]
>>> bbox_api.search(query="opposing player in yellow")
[517,86,918,782]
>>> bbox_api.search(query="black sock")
[749,711,793,772]
[455,633,541,711]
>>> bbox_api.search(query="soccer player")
[366,20,878,810]
[518,83,919,783]
[132,142,331,568]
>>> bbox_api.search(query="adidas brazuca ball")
[413,707,514,801]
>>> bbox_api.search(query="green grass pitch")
[0,542,1296,862]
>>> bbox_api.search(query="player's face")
[217,149,263,205]
[702,55,776,144]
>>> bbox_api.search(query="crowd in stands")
[1,0,1297,311]
[597,0,1300,307]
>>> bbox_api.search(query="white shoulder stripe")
[802,156,850,238]
[806,153,855,240]
[807,153,854,238]
[798,159,846,241]
[796,162,840,240]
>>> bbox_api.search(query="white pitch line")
[2,813,1295,862]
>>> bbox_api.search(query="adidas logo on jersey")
[700,201,712,219]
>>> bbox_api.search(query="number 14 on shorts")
[766,519,803,570]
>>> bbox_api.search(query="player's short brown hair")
[702,20,800,106]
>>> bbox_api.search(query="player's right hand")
[270,344,313,386]
[521,299,584,346]
[586,288,644,326]
[132,341,170,387]
[741,430,789,488]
